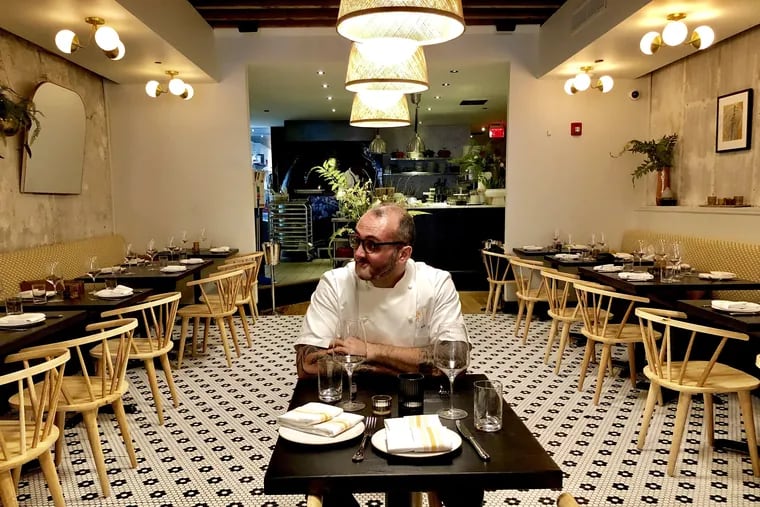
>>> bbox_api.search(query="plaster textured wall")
[0,29,112,251]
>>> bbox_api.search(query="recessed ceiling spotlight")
[154,61,162,64]
[442,83,451,87]
[331,108,336,112]
[317,70,325,75]
[427,107,432,111]
[434,95,441,100]
[322,83,329,88]
[449,69,459,73]
[327,96,333,101]
[481,126,486,132]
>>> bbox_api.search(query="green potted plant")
[0,85,42,159]
[612,133,677,204]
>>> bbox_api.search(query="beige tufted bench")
[0,234,126,299]
[620,229,760,303]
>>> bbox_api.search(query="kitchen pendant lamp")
[369,129,388,153]
[345,42,429,94]
[337,0,465,47]
[406,93,425,157]
[350,93,410,128]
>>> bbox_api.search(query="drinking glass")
[632,239,645,270]
[331,319,367,412]
[200,228,208,248]
[45,261,63,300]
[670,241,682,279]
[146,239,158,270]
[433,322,470,420]
[181,230,189,252]
[598,232,607,252]
[85,256,99,282]
[124,243,137,274]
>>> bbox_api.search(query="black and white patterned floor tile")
[16,314,760,506]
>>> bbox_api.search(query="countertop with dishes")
[406,203,505,209]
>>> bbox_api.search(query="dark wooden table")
[264,374,562,501]
[20,289,153,322]
[0,310,87,358]
[512,247,558,258]
[674,299,760,334]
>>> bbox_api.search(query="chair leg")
[627,343,637,386]
[201,318,209,353]
[227,316,242,358]
[238,305,252,348]
[544,318,559,363]
[485,282,495,314]
[177,317,190,369]
[667,392,692,476]
[39,449,65,507]
[54,411,65,466]
[143,358,164,425]
[704,393,714,446]
[521,301,536,344]
[593,345,612,405]
[514,299,525,336]
[578,339,595,392]
[554,322,572,375]
[493,285,503,316]
[426,491,443,507]
[112,398,138,468]
[216,317,234,367]
[637,383,660,449]
[0,470,19,507]
[738,390,760,476]
[160,353,181,408]
[248,298,258,324]
[82,410,110,497]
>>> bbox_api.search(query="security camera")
[628,89,641,101]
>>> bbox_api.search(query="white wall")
[107,62,255,251]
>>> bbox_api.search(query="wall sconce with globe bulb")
[145,71,195,100]
[55,17,125,60]
[640,13,715,55]
[563,66,614,95]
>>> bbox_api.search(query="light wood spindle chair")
[224,251,264,321]
[9,319,139,498]
[509,257,549,343]
[177,269,246,368]
[0,348,70,507]
[202,259,261,348]
[90,292,182,425]
[480,249,515,316]
[635,307,760,476]
[574,283,657,405]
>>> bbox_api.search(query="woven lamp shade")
[350,93,411,128]
[337,0,465,46]
[345,43,429,93]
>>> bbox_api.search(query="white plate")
[160,265,188,273]
[0,313,46,327]
[521,245,544,251]
[180,258,205,265]
[94,289,134,299]
[711,300,760,313]
[371,427,462,458]
[209,246,231,253]
[710,271,737,280]
[278,422,365,445]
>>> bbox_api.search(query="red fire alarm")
[570,122,582,136]
[488,122,506,139]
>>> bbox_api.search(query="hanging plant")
[0,85,42,159]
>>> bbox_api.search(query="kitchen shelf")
[270,201,313,259]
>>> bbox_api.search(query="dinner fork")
[351,415,376,462]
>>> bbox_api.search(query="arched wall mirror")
[21,81,86,194]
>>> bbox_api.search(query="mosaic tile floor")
[16,313,760,506]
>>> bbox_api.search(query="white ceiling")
[1,0,758,131]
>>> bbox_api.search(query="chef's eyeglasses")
[348,234,406,253]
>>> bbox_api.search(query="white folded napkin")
[711,300,760,312]
[209,246,231,253]
[278,402,343,427]
[613,252,633,260]
[180,258,205,265]
[699,271,736,280]
[384,414,455,453]
[521,245,544,251]
[0,313,46,325]
[553,253,581,260]
[160,265,188,273]
[593,264,623,272]
[280,412,364,438]
[18,289,56,299]
[95,285,134,297]
[99,266,124,274]
[618,272,654,281]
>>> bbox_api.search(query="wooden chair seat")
[636,307,760,477]
[510,258,549,344]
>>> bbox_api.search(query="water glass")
[371,394,392,416]
[474,379,503,432]
[5,297,23,315]
[158,254,170,268]
[317,356,342,403]
[398,372,424,415]
[31,283,47,304]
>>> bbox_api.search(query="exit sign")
[488,122,505,138]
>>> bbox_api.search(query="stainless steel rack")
[270,201,313,259]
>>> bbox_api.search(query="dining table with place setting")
[0,309,87,358]
[264,372,562,505]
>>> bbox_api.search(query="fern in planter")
[612,133,678,185]
[310,158,372,222]
[0,85,42,159]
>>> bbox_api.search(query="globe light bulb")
[662,20,688,46]
[111,40,126,60]
[94,25,119,51]
[55,29,77,53]
[145,80,160,98]
[597,75,614,93]
[639,31,661,55]
[691,25,715,50]
[181,84,195,100]
[168,77,186,96]
[563,78,577,95]
[573,72,591,92]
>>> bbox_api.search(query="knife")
[455,420,490,461]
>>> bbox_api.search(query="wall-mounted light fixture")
[564,66,614,95]
[55,17,125,60]
[145,71,195,100]
[640,13,715,55]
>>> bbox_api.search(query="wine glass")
[670,241,682,279]
[598,232,607,252]
[45,261,63,300]
[85,256,99,282]
[432,322,470,420]
[146,239,158,270]
[200,228,208,249]
[124,243,137,274]
[331,319,367,412]
[181,230,189,252]
[552,228,561,251]
[633,239,646,270]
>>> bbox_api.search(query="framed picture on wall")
[716,88,753,153]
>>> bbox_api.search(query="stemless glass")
[433,322,470,420]
[331,319,367,412]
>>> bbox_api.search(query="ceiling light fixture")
[350,92,410,128]
[640,13,715,55]
[145,71,195,100]
[337,0,465,47]
[406,93,426,157]
[564,66,614,95]
[55,16,125,60]
[345,42,429,94]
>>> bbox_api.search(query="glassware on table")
[598,232,607,252]
[552,228,561,251]
[331,319,368,412]
[146,239,158,270]
[200,228,207,248]
[45,261,63,300]
[670,241,683,280]
[432,322,470,420]
[181,230,189,252]
[124,243,138,274]
[85,256,100,282]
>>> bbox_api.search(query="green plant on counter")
[454,139,504,188]
[612,133,677,186]
[311,157,372,222]
[0,85,42,159]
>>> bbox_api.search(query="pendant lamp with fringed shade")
[345,42,429,94]
[350,92,411,128]
[337,0,465,47]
